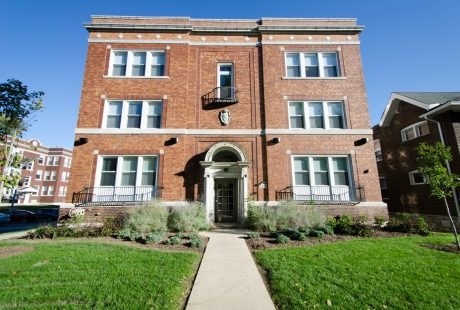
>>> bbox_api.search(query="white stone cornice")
[75,128,373,135]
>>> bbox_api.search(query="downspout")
[423,116,460,220]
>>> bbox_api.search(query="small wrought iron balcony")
[201,87,238,107]
[275,185,365,205]
[72,186,162,207]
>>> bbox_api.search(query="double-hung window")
[401,121,429,142]
[127,102,142,128]
[288,101,346,129]
[285,52,340,78]
[104,100,162,129]
[98,156,158,187]
[292,156,352,201]
[109,50,166,77]
[112,51,127,76]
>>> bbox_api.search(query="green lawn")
[0,240,199,309]
[255,234,460,310]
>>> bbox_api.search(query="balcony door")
[217,63,234,99]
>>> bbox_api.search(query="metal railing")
[72,186,162,207]
[201,87,238,105]
[275,185,365,205]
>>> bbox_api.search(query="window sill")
[103,75,170,79]
[282,76,346,80]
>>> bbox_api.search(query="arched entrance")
[200,142,251,223]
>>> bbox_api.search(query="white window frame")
[25,161,34,170]
[50,171,57,181]
[44,171,51,181]
[292,156,352,187]
[401,121,429,142]
[61,171,69,182]
[41,185,54,196]
[22,176,31,186]
[37,156,45,165]
[108,50,166,77]
[102,100,162,129]
[409,170,427,185]
[95,156,159,188]
[35,170,42,180]
[59,186,67,197]
[288,101,346,129]
[217,63,235,99]
[285,52,340,78]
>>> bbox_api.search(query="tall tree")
[416,142,460,249]
[0,78,44,196]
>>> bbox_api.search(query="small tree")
[416,142,460,249]
[0,78,44,196]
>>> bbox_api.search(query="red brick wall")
[374,101,458,217]
[69,17,382,209]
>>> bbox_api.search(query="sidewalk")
[186,230,276,310]
[0,230,33,240]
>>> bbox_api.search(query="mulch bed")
[245,230,459,254]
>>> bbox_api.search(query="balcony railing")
[201,87,238,107]
[72,186,162,207]
[275,185,365,205]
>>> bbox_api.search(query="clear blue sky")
[1,0,459,149]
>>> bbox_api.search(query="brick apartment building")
[69,15,385,223]
[2,138,72,204]
[373,92,460,229]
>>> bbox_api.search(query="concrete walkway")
[186,230,276,310]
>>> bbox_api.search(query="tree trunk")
[443,196,460,250]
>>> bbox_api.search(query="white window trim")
[37,156,45,165]
[107,50,167,78]
[35,170,42,180]
[409,170,427,185]
[401,121,429,142]
[291,155,353,187]
[23,176,31,186]
[217,62,235,87]
[284,52,341,78]
[288,101,346,129]
[95,155,159,187]
[102,100,162,129]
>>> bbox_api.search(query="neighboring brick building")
[373,92,460,229]
[2,138,72,204]
[69,15,385,223]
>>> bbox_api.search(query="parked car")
[6,209,38,223]
[37,208,59,222]
[0,212,10,223]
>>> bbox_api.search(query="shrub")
[101,214,127,236]
[308,230,324,238]
[144,232,164,244]
[28,225,57,239]
[332,215,354,235]
[188,234,203,248]
[125,200,168,234]
[318,225,334,235]
[246,201,327,232]
[415,217,430,236]
[291,230,306,241]
[55,225,76,237]
[167,202,209,233]
[167,235,181,245]
[275,234,290,244]
[374,215,387,228]
[246,202,278,232]
[385,213,413,233]
[117,228,141,241]
[247,231,260,240]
